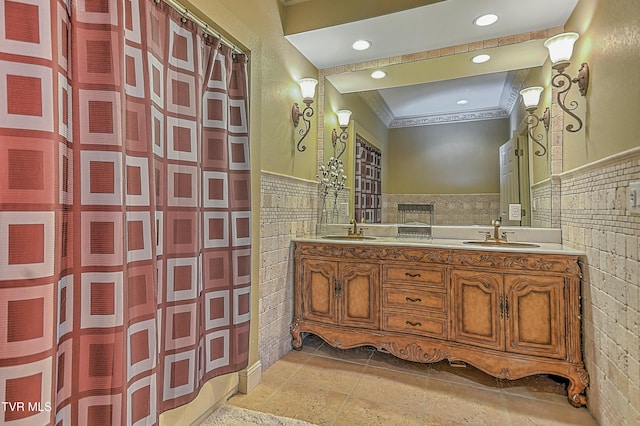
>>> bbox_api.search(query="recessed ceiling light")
[457,99,469,105]
[352,40,371,51]
[471,54,491,64]
[371,70,386,79]
[474,13,499,27]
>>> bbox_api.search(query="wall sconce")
[291,78,318,152]
[544,32,589,132]
[331,109,352,159]
[520,86,550,156]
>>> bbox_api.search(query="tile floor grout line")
[416,374,430,425]
[259,348,318,407]
[327,348,375,426]
[237,336,596,425]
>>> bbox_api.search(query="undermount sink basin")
[463,240,540,248]
[321,235,376,240]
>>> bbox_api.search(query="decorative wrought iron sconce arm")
[551,62,589,133]
[331,127,348,159]
[292,99,314,152]
[525,107,550,156]
[292,78,318,153]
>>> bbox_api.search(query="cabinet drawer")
[383,265,445,288]
[382,311,447,340]
[383,287,447,313]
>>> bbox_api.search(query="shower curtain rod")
[160,0,246,56]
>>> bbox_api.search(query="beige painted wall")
[563,0,640,170]
[386,119,510,194]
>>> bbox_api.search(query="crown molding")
[358,91,393,127]
[499,69,528,116]
[389,108,509,128]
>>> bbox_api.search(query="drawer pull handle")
[405,272,422,278]
[405,320,422,327]
[405,297,422,303]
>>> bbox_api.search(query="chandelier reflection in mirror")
[544,32,589,133]
[520,86,550,156]
[331,109,351,159]
[291,78,318,152]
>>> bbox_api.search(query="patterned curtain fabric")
[354,137,381,223]
[0,0,251,424]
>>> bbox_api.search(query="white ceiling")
[285,0,580,125]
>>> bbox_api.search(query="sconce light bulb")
[336,110,352,127]
[520,86,543,109]
[544,32,579,65]
[298,78,318,100]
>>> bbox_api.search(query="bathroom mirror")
[320,39,556,227]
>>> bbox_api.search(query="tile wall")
[531,180,553,227]
[382,193,500,225]
[259,171,318,369]
[560,148,640,426]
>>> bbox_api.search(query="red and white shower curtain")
[0,0,251,424]
[354,136,381,223]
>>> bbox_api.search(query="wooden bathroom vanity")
[291,239,589,407]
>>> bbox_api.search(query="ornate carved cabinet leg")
[567,366,589,407]
[290,318,303,350]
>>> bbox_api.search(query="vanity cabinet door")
[505,274,567,359]
[451,270,504,351]
[300,258,339,324]
[338,262,380,329]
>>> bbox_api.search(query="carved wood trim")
[292,320,588,406]
[379,342,449,363]
[295,242,581,275]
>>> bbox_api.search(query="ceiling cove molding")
[499,69,529,116]
[358,91,393,127]
[389,108,509,128]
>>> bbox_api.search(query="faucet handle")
[501,231,514,241]
[479,231,491,240]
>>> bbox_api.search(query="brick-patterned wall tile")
[561,150,640,426]
[382,193,499,225]
[259,172,317,370]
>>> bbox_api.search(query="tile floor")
[227,335,597,426]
